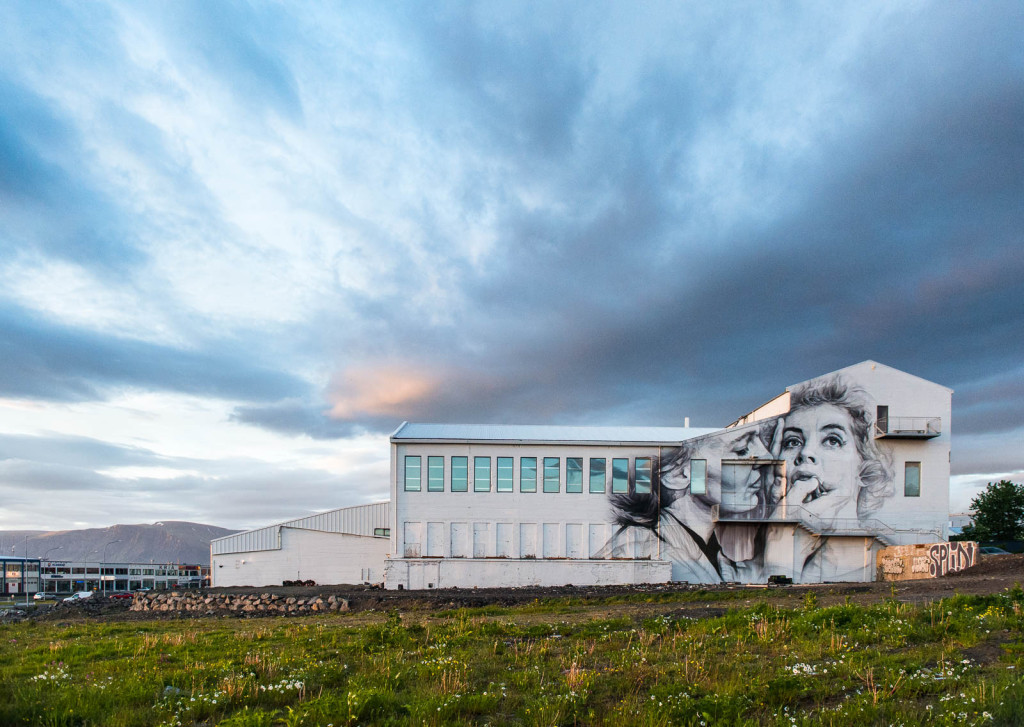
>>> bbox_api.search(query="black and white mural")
[610,374,896,583]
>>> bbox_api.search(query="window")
[611,458,629,493]
[905,462,921,497]
[373,527,391,536]
[497,457,514,492]
[635,457,652,494]
[520,457,537,492]
[404,456,421,491]
[543,457,560,492]
[452,456,468,492]
[589,458,606,493]
[474,457,491,492]
[566,457,583,493]
[690,459,707,495]
[428,456,444,492]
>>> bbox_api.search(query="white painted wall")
[391,442,665,550]
[385,557,671,590]
[827,361,951,541]
[211,528,389,587]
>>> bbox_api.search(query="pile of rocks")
[130,591,350,617]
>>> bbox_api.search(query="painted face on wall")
[780,403,862,518]
[668,428,772,512]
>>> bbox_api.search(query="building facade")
[2,557,40,595]
[37,561,203,594]
[210,502,390,587]
[385,362,951,588]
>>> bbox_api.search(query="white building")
[210,502,390,587]
[38,561,203,594]
[385,361,951,588]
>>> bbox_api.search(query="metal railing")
[875,416,941,437]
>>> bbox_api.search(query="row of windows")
[404,455,654,494]
[405,456,924,497]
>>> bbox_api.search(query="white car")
[63,591,95,602]
[33,592,48,601]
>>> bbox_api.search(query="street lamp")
[101,540,121,597]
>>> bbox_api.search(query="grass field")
[2,586,1022,726]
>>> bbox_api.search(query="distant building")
[37,561,203,594]
[2,556,40,595]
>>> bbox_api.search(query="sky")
[1,1,1022,532]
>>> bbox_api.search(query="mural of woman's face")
[690,429,771,511]
[780,404,862,513]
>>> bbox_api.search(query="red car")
[108,592,134,600]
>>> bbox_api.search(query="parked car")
[980,546,1011,555]
[63,591,94,602]
[108,592,134,600]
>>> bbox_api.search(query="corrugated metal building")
[210,502,390,587]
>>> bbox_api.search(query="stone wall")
[130,591,349,616]
[876,541,978,581]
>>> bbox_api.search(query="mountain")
[0,522,239,565]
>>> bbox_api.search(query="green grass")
[1,586,1023,726]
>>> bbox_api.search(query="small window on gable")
[905,462,921,497]
[690,459,707,495]
[404,456,421,491]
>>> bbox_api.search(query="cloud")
[0,301,307,403]
[0,1,1022,529]
[0,432,171,470]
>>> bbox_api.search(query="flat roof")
[391,422,720,444]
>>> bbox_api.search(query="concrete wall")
[211,528,389,587]
[385,557,671,590]
[877,541,978,581]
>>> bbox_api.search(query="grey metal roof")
[391,422,720,444]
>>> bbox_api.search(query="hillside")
[0,521,238,565]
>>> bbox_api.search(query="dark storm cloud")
[0,302,307,403]
[322,3,1022,430]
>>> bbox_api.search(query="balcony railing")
[874,416,941,439]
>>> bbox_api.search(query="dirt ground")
[16,554,1023,623]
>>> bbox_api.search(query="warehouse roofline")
[390,423,720,445]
